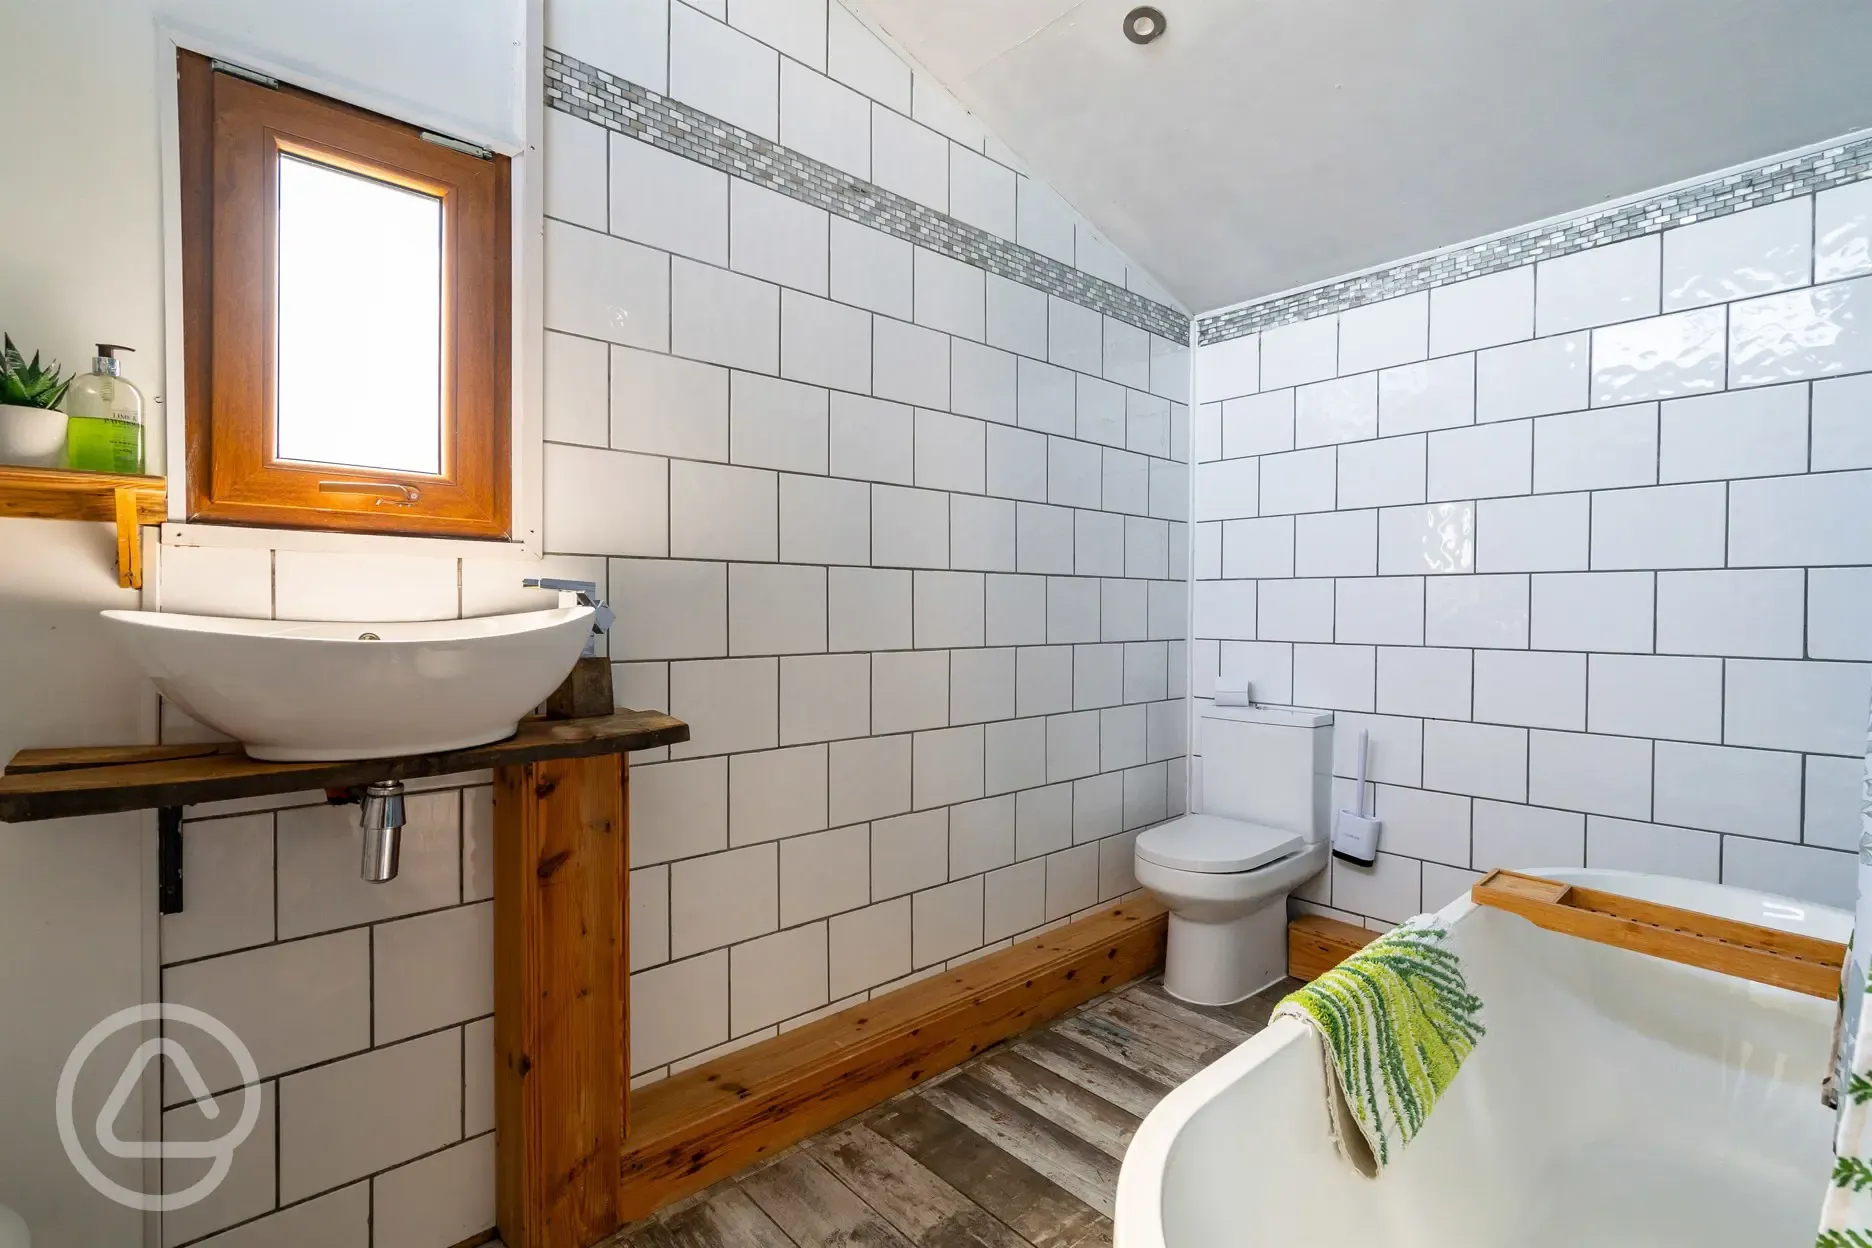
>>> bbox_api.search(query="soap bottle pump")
[64,343,144,474]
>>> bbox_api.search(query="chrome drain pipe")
[358,780,407,883]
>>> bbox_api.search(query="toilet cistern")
[1134,706,1334,1004]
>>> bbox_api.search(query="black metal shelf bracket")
[158,806,183,915]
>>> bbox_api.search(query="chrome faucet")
[523,578,615,657]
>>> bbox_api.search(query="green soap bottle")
[64,343,144,473]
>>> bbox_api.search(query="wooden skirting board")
[1288,913,1377,981]
[617,896,1169,1221]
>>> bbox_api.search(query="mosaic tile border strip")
[545,49,1191,343]
[1197,134,1872,345]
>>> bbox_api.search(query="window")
[178,51,511,538]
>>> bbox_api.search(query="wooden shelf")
[0,465,165,589]
[0,709,688,822]
[1472,868,1846,998]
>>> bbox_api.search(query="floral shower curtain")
[1817,703,1872,1245]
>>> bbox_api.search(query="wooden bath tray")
[1471,869,1847,999]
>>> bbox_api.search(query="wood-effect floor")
[604,974,1303,1248]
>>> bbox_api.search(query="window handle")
[318,480,422,506]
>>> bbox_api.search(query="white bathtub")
[1114,870,1848,1248]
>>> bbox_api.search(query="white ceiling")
[849,0,1872,313]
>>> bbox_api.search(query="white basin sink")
[101,607,595,761]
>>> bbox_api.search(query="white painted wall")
[0,522,152,1247]
[0,0,524,1244]
[159,0,528,150]
[1190,178,1872,930]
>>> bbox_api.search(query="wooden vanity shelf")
[2,711,689,1248]
[0,464,165,589]
[1471,868,1847,998]
[0,709,686,821]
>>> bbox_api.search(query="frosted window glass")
[276,155,443,474]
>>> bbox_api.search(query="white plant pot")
[0,404,67,468]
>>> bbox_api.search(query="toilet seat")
[1135,814,1303,874]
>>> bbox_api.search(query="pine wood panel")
[1471,867,1846,998]
[618,898,1167,1221]
[495,754,630,1248]
[1288,914,1378,981]
[0,466,165,589]
[113,485,143,588]
[0,709,685,821]
[0,466,165,524]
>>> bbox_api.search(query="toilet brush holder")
[1332,728,1382,866]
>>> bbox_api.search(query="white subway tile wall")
[550,0,1187,1077]
[1193,192,1872,923]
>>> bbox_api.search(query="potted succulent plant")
[0,335,73,467]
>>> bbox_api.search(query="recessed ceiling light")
[1123,6,1167,44]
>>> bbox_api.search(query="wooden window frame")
[178,50,512,539]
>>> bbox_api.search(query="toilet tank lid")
[1136,814,1305,874]
[1200,705,1333,728]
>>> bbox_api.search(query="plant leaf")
[0,336,71,409]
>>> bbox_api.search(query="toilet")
[1134,706,1333,1005]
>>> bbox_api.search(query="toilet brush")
[1332,728,1383,866]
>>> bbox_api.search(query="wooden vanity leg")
[493,753,630,1248]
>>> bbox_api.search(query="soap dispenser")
[64,343,144,473]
